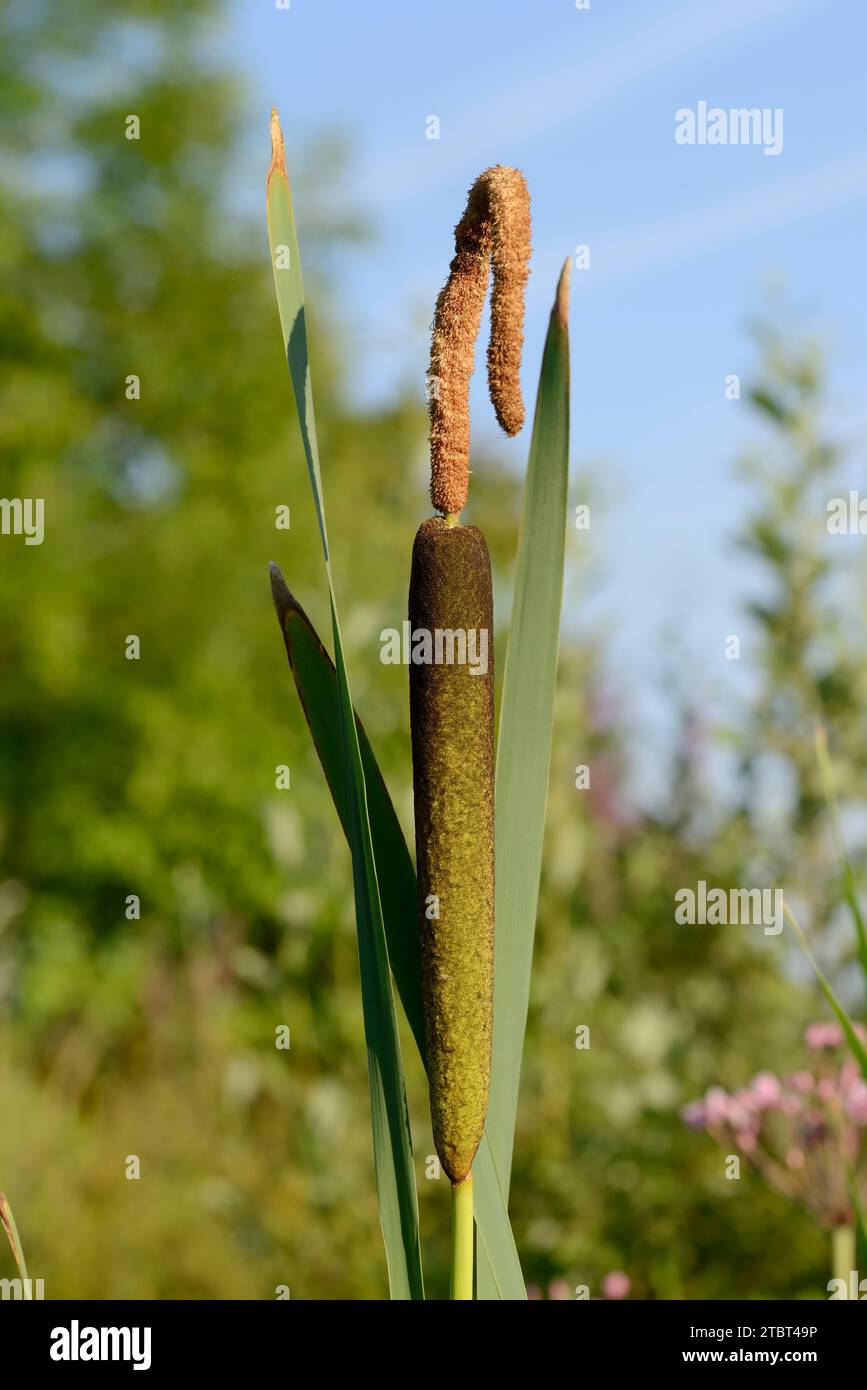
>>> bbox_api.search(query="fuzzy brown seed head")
[428,167,531,516]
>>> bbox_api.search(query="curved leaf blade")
[270,574,526,1297]
[270,569,425,1062]
[478,261,571,1298]
[266,113,423,1300]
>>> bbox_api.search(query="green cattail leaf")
[478,261,570,1299]
[784,902,867,1085]
[814,726,867,994]
[266,112,423,1301]
[846,1169,867,1265]
[786,898,867,1253]
[270,574,425,1061]
[270,577,526,1296]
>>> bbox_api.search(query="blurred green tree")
[734,312,867,987]
[0,0,438,1297]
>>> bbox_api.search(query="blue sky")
[230,0,867,792]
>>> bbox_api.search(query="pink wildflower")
[682,1023,867,1228]
[602,1270,630,1300]
[751,1072,782,1108]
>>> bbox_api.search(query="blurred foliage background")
[1,0,865,1299]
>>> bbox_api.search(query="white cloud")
[565,146,867,289]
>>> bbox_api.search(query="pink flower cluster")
[682,1023,867,1227]
[526,1271,631,1300]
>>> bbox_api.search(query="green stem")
[450,1175,474,1300]
[832,1224,855,1290]
[0,1193,31,1296]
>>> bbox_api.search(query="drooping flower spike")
[428,166,531,517]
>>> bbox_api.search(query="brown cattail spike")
[428,167,531,516]
[409,519,495,1183]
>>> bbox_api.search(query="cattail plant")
[267,107,570,1299]
[409,169,530,1298]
